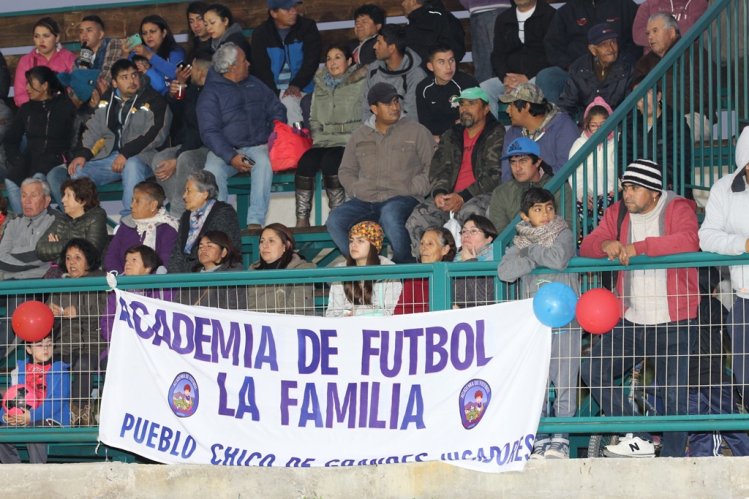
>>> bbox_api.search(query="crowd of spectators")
[0,0,746,463]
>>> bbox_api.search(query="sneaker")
[545,437,569,459]
[530,438,550,460]
[604,434,655,458]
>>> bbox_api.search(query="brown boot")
[295,175,315,227]
[324,175,345,211]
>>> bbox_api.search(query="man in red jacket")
[580,159,699,458]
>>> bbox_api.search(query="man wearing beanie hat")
[557,23,633,117]
[327,82,435,263]
[700,127,749,415]
[580,158,699,459]
[406,86,504,257]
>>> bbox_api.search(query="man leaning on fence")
[580,159,700,458]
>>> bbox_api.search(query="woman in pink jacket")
[14,17,76,106]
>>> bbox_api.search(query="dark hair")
[196,230,240,270]
[584,105,610,129]
[326,43,352,61]
[463,214,498,241]
[354,4,385,26]
[61,177,100,210]
[420,226,457,262]
[186,2,210,52]
[124,245,161,274]
[344,244,381,305]
[134,181,166,208]
[81,14,105,30]
[33,17,61,37]
[25,66,65,97]
[111,58,138,80]
[205,3,234,26]
[0,194,7,216]
[140,15,178,59]
[520,187,556,215]
[428,45,455,60]
[510,99,552,117]
[378,25,406,55]
[255,223,297,269]
[187,1,209,16]
[59,238,101,274]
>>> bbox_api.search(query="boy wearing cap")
[487,137,573,235]
[406,86,503,257]
[327,82,434,264]
[498,82,578,182]
[251,0,322,124]
[580,159,699,458]
[558,23,633,117]
[415,46,478,139]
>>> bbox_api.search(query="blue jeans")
[4,172,47,214]
[581,319,692,457]
[470,8,506,83]
[534,66,570,105]
[204,145,271,226]
[47,164,68,208]
[326,196,419,263]
[68,151,151,216]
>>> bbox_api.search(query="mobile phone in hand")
[127,33,143,47]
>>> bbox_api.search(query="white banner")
[98,290,550,472]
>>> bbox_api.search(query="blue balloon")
[532,282,578,328]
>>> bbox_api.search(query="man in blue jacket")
[198,43,286,230]
[251,0,322,125]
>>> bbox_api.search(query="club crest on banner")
[459,379,491,429]
[169,372,199,417]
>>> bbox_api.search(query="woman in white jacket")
[326,221,402,317]
[567,97,618,244]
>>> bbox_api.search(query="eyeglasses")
[460,228,484,236]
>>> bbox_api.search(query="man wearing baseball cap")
[558,23,633,117]
[406,87,504,257]
[251,0,321,124]
[487,136,573,234]
[580,158,699,459]
[498,82,578,182]
[327,82,435,263]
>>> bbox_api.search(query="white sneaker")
[604,434,655,458]
[545,437,569,459]
[530,438,550,460]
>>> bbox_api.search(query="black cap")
[367,82,402,106]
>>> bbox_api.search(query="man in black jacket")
[479,0,555,118]
[251,0,322,124]
[539,0,640,104]
[152,56,211,218]
[558,23,633,118]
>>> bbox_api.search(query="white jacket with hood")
[699,126,749,297]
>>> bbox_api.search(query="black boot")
[295,175,315,227]
[324,175,346,211]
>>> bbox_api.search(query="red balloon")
[576,288,621,334]
[12,301,54,342]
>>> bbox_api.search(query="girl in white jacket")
[568,97,618,244]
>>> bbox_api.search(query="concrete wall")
[4,458,749,498]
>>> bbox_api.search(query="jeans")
[534,67,570,105]
[152,145,208,219]
[204,145,271,226]
[581,318,692,457]
[470,8,506,83]
[47,164,69,208]
[4,172,47,214]
[326,196,420,263]
[67,151,152,216]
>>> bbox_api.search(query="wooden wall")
[0,0,468,77]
